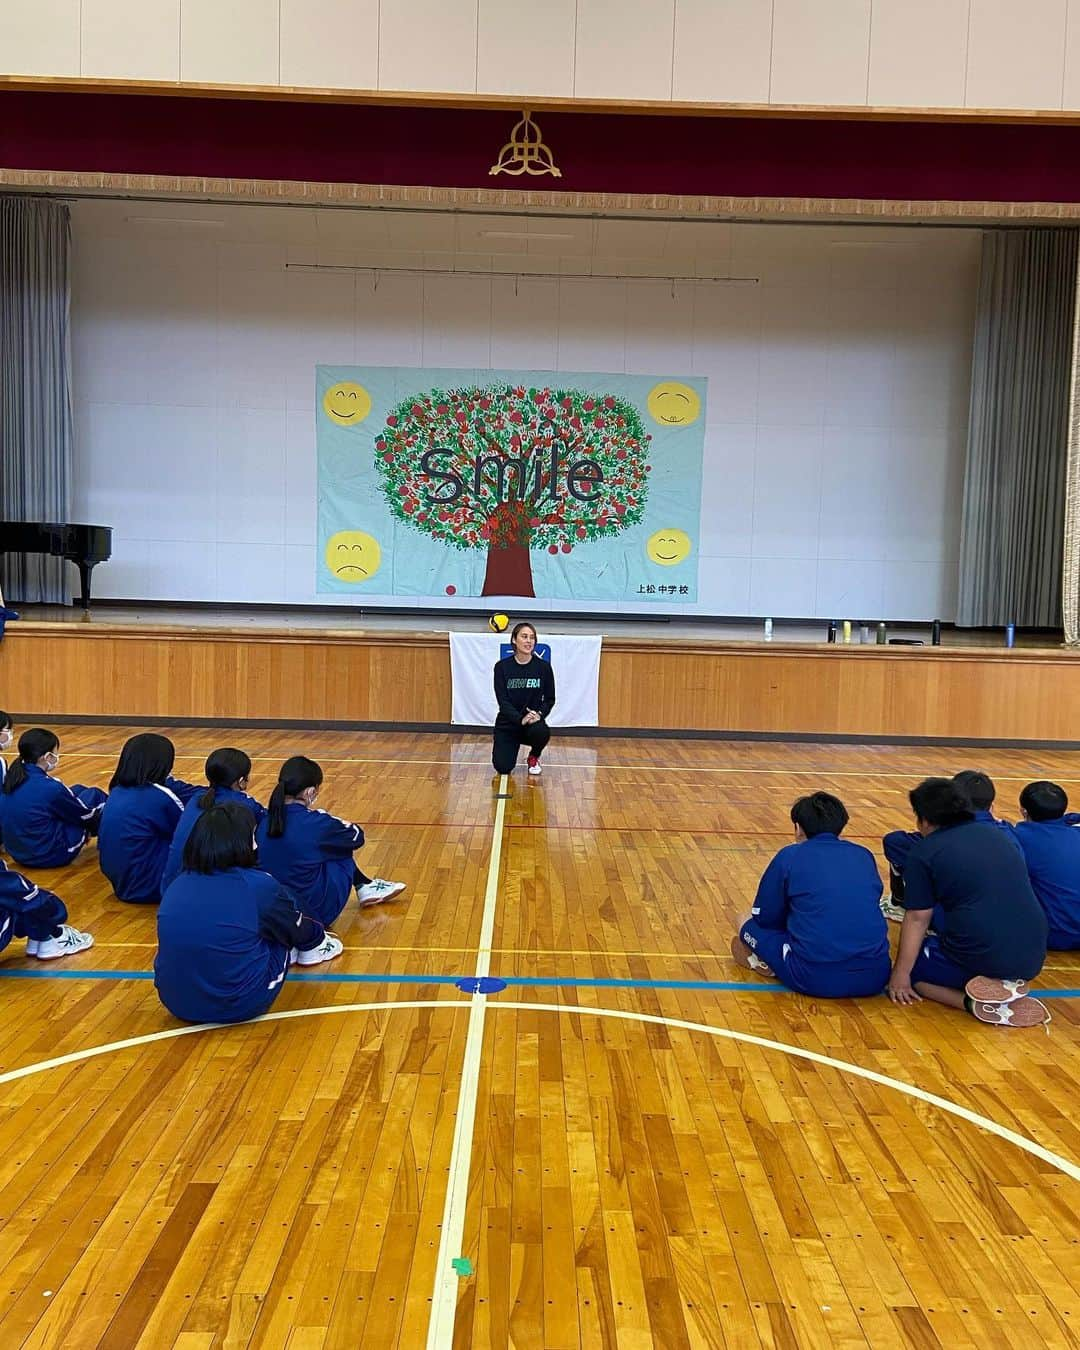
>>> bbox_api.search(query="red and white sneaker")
[527,756,542,777]
[964,976,1028,1004]
[969,995,1050,1028]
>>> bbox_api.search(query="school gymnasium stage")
[0,608,1077,1349]
[2,606,1079,744]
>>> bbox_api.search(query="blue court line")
[0,967,1078,997]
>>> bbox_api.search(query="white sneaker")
[356,878,406,907]
[33,926,94,960]
[527,756,542,777]
[295,933,343,966]
[25,939,39,956]
[880,900,906,923]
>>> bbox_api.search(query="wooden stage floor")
[0,727,1078,1349]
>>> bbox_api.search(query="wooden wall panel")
[1,623,1078,742]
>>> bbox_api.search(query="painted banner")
[448,633,601,727]
[317,366,706,601]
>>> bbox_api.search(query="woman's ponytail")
[2,729,59,795]
[266,756,323,839]
[267,782,288,838]
[197,747,253,812]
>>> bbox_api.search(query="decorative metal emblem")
[489,111,562,178]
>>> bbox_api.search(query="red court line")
[362,820,877,838]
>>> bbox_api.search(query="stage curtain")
[0,196,73,604]
[957,228,1078,628]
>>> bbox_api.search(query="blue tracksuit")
[255,804,364,927]
[0,764,108,868]
[155,866,320,1024]
[161,787,267,897]
[0,858,67,951]
[98,778,201,903]
[740,833,891,997]
[1014,817,1080,950]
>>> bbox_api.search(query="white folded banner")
[449,632,602,727]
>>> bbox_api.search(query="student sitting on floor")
[160,747,266,897]
[881,768,1019,921]
[0,857,93,959]
[730,791,891,998]
[255,756,405,928]
[0,710,12,788]
[1014,780,1080,951]
[887,778,1049,1026]
[155,801,342,1025]
[98,733,201,904]
[0,729,108,868]
[0,710,12,846]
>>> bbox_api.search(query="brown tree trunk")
[481,538,535,596]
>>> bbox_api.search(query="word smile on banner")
[317,367,706,604]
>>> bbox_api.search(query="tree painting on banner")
[316,367,706,602]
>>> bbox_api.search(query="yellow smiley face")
[322,381,372,427]
[325,530,382,582]
[646,380,701,427]
[646,528,692,566]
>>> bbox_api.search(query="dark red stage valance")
[4,90,1080,203]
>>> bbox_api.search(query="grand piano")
[0,522,113,608]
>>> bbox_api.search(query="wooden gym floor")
[0,727,1078,1350]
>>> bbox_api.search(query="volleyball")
[488,612,510,633]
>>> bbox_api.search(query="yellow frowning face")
[646,528,692,566]
[325,530,382,582]
[646,380,701,427]
[322,381,372,427]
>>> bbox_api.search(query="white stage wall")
[70,200,980,620]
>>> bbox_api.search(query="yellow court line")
[88,941,737,960]
[78,942,1080,972]
[426,774,507,1350]
[52,751,1080,783]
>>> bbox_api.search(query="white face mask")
[0,729,12,750]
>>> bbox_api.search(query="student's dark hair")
[952,769,996,811]
[197,747,252,810]
[1019,780,1068,822]
[182,800,257,874]
[510,621,537,653]
[266,756,324,838]
[109,732,176,789]
[790,791,849,838]
[0,710,12,731]
[2,728,59,795]
[909,777,974,828]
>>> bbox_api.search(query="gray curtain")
[0,195,74,603]
[957,228,1078,627]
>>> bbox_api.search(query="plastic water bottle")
[827,621,838,643]
[931,619,942,646]
[876,622,887,644]
[1005,623,1016,648]
[763,618,773,641]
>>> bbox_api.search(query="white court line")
[52,750,1080,783]
[425,773,508,1350]
[2,997,1076,1186]
[0,1000,463,1087]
